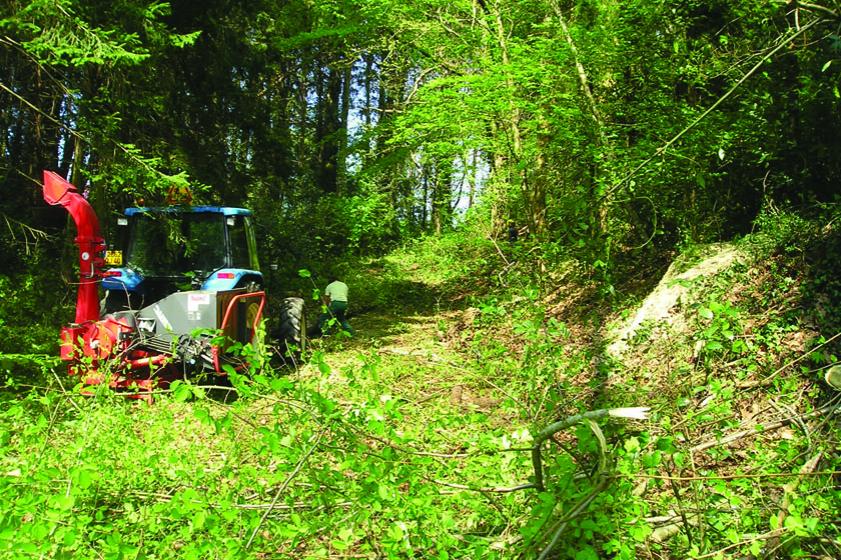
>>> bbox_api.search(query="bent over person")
[318,276,354,335]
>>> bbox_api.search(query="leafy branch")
[601,17,827,202]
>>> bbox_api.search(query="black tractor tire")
[278,297,307,364]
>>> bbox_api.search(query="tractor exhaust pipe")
[42,171,105,324]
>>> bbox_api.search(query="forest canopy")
[2,0,840,276]
[1,2,841,559]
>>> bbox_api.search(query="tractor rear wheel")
[278,297,306,365]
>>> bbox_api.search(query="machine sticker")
[104,250,123,266]
[187,293,211,312]
[153,304,173,331]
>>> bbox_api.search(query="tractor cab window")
[127,213,227,277]
[227,215,259,270]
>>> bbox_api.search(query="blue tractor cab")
[102,206,263,312]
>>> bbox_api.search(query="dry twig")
[690,402,838,453]
[764,452,824,556]
[244,430,325,549]
[738,330,841,388]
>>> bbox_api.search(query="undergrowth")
[1,209,840,559]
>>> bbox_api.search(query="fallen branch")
[626,470,840,482]
[798,1,839,19]
[235,500,353,512]
[690,403,838,453]
[488,236,511,267]
[429,478,535,493]
[738,330,841,388]
[532,407,649,491]
[528,410,647,559]
[764,452,823,556]
[665,461,695,546]
[244,429,324,550]
[49,367,82,413]
[649,513,702,544]
[537,477,610,560]
[694,529,785,560]
[126,490,353,513]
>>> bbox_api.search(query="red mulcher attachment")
[43,171,265,398]
[42,171,148,391]
[43,171,106,335]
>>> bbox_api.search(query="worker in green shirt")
[318,276,354,335]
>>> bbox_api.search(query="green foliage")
[0,251,69,359]
[2,211,841,559]
[0,353,529,558]
[86,145,202,204]
[2,0,150,67]
[2,0,841,556]
[801,218,841,334]
[1,0,200,67]
[696,299,746,358]
[5,0,841,293]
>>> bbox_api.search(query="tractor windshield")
[126,212,227,277]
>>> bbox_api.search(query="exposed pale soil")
[606,243,745,358]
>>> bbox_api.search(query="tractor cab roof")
[124,206,252,217]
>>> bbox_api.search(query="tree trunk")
[531,112,550,233]
[432,160,453,235]
[315,62,341,193]
[467,148,477,209]
[338,61,352,193]
[363,54,374,128]
[550,0,609,241]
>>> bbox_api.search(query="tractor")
[42,170,305,395]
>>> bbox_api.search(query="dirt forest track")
[237,303,548,556]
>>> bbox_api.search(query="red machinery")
[42,171,266,395]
